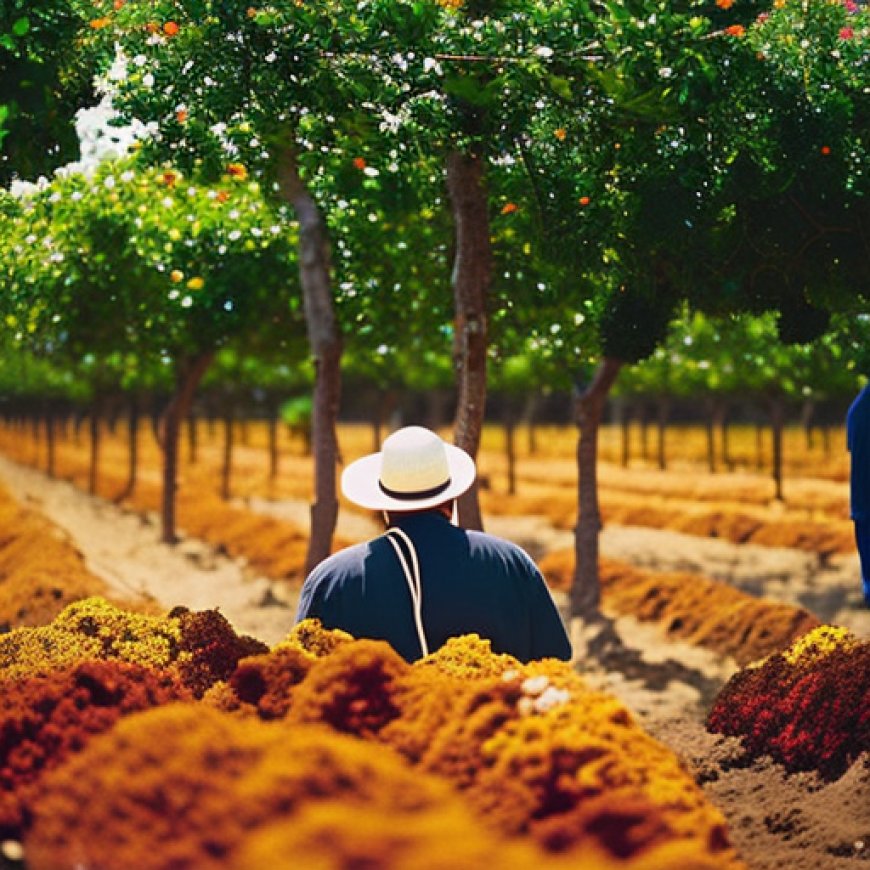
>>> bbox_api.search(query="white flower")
[71,191,83,201]
[133,54,148,67]
[423,57,442,75]
[121,170,135,182]
[521,675,549,696]
[265,51,277,63]
[104,175,116,189]
[107,53,129,82]
[162,196,174,208]
[363,166,379,177]
[228,229,242,241]
[534,46,554,58]
[142,73,155,88]
[533,687,571,713]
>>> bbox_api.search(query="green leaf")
[548,75,572,100]
[12,17,30,37]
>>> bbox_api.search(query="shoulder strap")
[385,527,429,658]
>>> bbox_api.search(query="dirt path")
[0,456,296,645]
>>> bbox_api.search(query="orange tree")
[355,0,603,529]
[79,0,382,570]
[0,160,298,542]
[488,0,869,618]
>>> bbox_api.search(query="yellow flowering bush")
[0,598,181,681]
[0,599,267,697]
[281,618,355,658]
[781,624,855,666]
[214,622,742,866]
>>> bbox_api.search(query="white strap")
[385,528,429,657]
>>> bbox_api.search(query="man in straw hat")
[296,426,571,662]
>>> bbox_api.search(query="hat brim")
[341,443,476,512]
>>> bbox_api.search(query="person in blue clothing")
[847,383,870,606]
[295,425,572,663]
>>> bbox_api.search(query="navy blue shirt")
[848,385,870,520]
[295,511,572,663]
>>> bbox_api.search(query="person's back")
[847,384,870,606]
[295,426,572,662]
[297,509,570,662]
[848,385,870,521]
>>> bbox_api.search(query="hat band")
[378,478,452,501]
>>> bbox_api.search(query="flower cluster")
[707,626,869,779]
[169,606,268,698]
[0,597,181,681]
[213,622,739,865]
[0,598,268,699]
[0,660,188,837]
[24,704,550,870]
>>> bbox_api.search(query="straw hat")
[341,426,476,512]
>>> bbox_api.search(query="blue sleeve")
[521,553,572,661]
[295,562,339,625]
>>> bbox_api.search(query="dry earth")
[1,453,868,869]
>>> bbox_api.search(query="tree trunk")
[656,395,670,471]
[372,388,398,452]
[160,353,214,544]
[268,400,280,482]
[45,405,56,478]
[801,398,815,451]
[426,388,451,432]
[572,358,623,618]
[88,399,101,496]
[718,403,733,471]
[150,397,163,446]
[705,398,717,474]
[639,403,650,463]
[446,150,491,531]
[221,405,234,501]
[620,410,631,468]
[522,393,539,456]
[115,395,139,502]
[770,394,785,502]
[187,411,198,465]
[504,402,517,496]
[276,146,343,574]
[755,421,765,471]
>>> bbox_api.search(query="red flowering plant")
[0,659,189,837]
[707,627,870,779]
